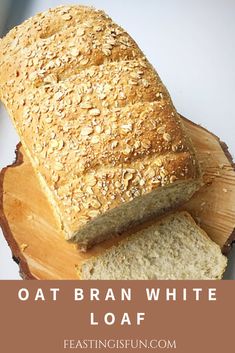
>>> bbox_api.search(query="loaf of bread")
[0,6,201,250]
[79,212,227,280]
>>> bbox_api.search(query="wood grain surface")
[0,117,235,279]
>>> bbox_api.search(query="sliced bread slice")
[79,212,227,280]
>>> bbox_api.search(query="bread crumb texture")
[80,212,227,280]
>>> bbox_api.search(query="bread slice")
[79,212,227,280]
[0,6,201,250]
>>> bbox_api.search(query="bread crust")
[0,5,201,241]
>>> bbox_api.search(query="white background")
[0,0,234,279]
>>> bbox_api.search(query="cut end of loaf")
[79,211,227,280]
[71,179,201,251]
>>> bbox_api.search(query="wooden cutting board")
[0,117,235,279]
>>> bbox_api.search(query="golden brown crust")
[0,5,200,239]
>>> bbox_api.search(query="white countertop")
[0,0,234,279]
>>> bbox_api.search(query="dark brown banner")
[0,281,234,352]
